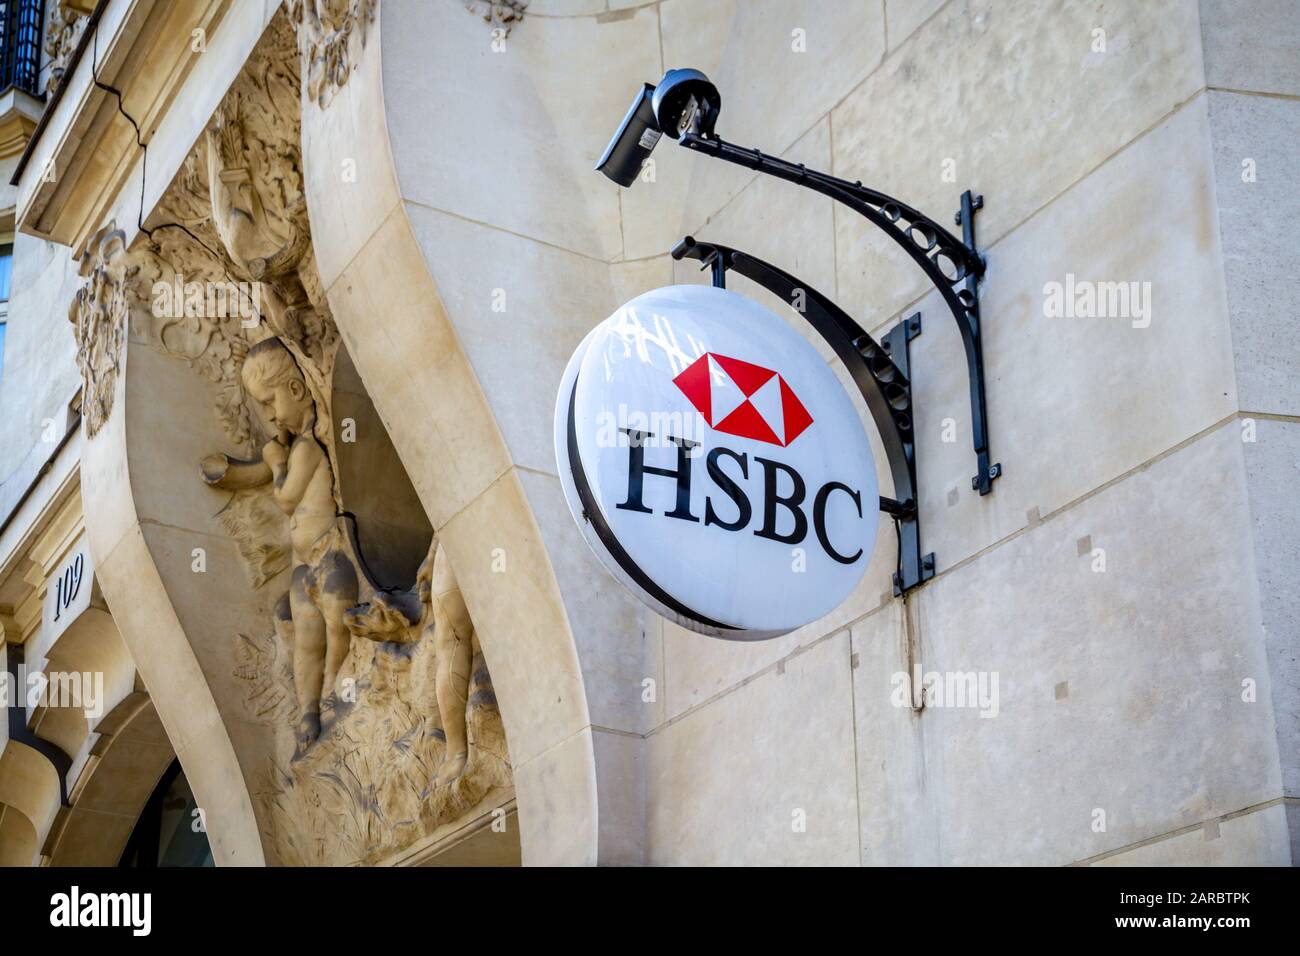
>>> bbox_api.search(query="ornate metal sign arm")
[672,235,934,594]
[677,131,1001,496]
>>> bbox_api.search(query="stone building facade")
[0,0,1295,866]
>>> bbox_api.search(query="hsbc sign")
[555,285,879,640]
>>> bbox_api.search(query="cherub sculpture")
[424,542,475,785]
[201,337,357,757]
[345,538,476,786]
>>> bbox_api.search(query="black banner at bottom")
[0,865,1291,943]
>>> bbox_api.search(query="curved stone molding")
[85,8,518,866]
[45,696,176,867]
[297,0,653,865]
[78,275,267,866]
[0,742,61,863]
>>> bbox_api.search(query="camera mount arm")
[675,131,1001,496]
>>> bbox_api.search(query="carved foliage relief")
[463,0,529,35]
[44,2,87,96]
[292,0,378,109]
[68,226,133,438]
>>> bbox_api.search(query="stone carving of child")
[343,538,476,787]
[422,541,474,786]
[201,337,357,757]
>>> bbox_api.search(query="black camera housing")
[596,83,662,187]
[651,68,720,139]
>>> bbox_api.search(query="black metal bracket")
[677,131,1001,496]
[673,236,934,595]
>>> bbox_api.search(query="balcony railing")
[0,0,44,96]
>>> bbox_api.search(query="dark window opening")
[0,0,44,96]
[119,759,215,868]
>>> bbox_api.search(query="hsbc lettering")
[556,285,879,639]
[614,427,865,565]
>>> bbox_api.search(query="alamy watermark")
[594,403,706,452]
[891,667,1000,718]
[50,886,150,936]
[152,272,260,327]
[1043,273,1151,328]
[0,665,105,719]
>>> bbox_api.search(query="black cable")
[339,510,397,594]
[88,23,259,320]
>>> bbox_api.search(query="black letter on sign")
[813,482,864,564]
[616,429,700,522]
[704,447,751,532]
[753,456,808,545]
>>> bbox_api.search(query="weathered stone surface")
[663,0,886,240]
[647,631,859,864]
[673,117,839,362]
[1091,802,1292,866]
[855,424,1280,865]
[512,724,598,865]
[886,0,947,51]
[1199,0,1300,97]
[905,97,1235,576]
[832,0,1204,330]
[1241,419,1300,799]
[592,728,647,865]
[403,202,621,479]
[516,467,654,735]
[1207,91,1300,416]
[382,0,660,261]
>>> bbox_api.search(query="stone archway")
[71,7,556,866]
[45,694,177,867]
[294,0,628,864]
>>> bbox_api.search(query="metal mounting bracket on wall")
[597,68,1004,593]
[677,130,1001,497]
[673,236,934,594]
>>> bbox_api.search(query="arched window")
[119,760,214,868]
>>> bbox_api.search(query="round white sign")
[554,284,879,640]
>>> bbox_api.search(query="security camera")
[651,68,720,140]
[596,83,662,187]
[597,69,723,187]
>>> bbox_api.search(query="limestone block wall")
[1200,0,1300,856]
[0,226,83,511]
[647,0,1297,865]
[349,0,1296,864]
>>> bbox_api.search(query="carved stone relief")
[248,538,510,866]
[290,0,528,112]
[463,0,528,35]
[44,3,87,97]
[291,0,378,109]
[74,9,511,866]
[68,225,133,438]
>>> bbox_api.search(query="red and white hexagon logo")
[672,352,813,447]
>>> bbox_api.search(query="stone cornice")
[14,0,233,250]
[0,438,82,618]
[0,89,45,161]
